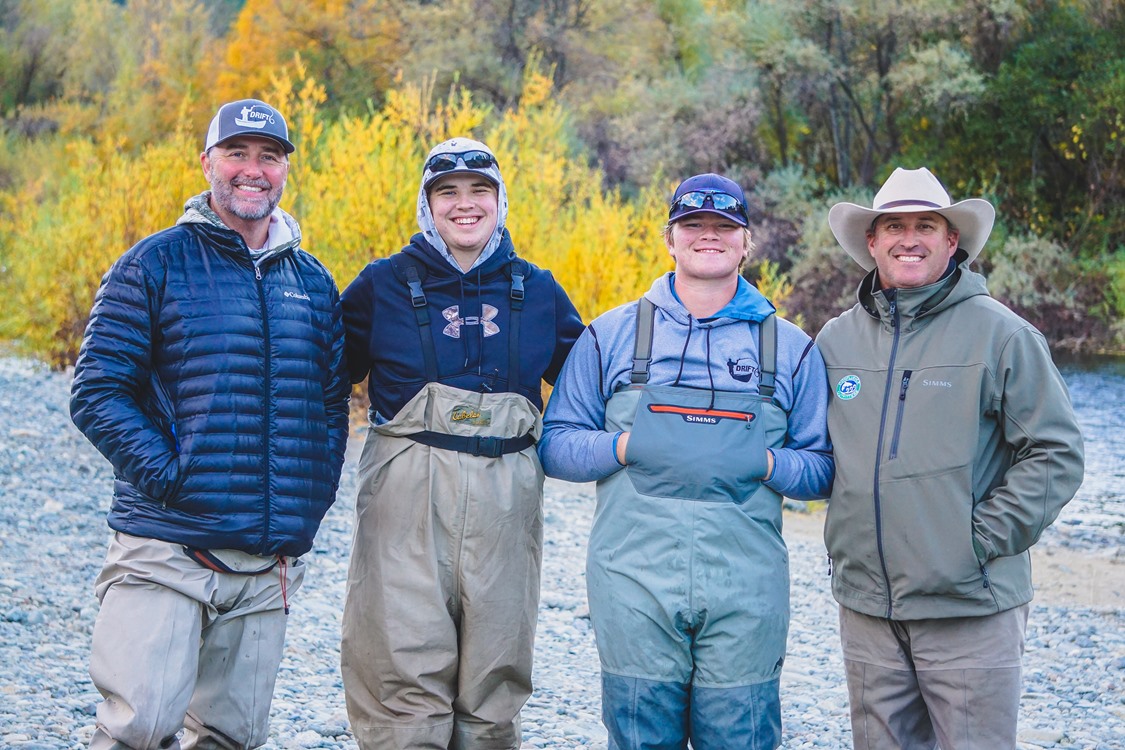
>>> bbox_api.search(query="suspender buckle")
[630,358,651,384]
[469,435,504,458]
[407,280,426,309]
[403,264,427,309]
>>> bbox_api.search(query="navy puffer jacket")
[71,196,350,557]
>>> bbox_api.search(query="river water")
[1050,356,1125,552]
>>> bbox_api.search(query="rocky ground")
[0,356,1121,749]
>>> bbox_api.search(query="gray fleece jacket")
[816,265,1084,620]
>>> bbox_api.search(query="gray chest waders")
[615,296,781,504]
[588,297,792,690]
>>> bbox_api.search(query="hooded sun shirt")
[340,139,585,422]
[416,137,510,273]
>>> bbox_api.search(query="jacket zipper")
[254,256,273,550]
[888,370,912,459]
[872,296,900,619]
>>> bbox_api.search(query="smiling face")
[866,212,959,289]
[427,173,499,263]
[201,136,289,242]
[666,213,750,283]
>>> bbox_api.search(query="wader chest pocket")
[624,385,769,504]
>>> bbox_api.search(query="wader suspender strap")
[396,256,525,387]
[629,296,777,397]
[402,262,439,382]
[757,313,777,399]
[631,297,656,384]
[508,265,525,391]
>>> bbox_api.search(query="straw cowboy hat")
[828,167,996,271]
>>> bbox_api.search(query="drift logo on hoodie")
[442,304,499,338]
[727,356,761,383]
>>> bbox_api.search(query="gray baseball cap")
[204,99,295,154]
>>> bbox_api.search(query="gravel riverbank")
[0,356,1121,749]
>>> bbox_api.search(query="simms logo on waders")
[646,405,756,425]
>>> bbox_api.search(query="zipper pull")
[827,554,833,577]
[981,564,991,589]
[255,264,262,280]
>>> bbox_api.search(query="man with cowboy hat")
[815,167,1084,749]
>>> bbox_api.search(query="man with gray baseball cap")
[816,167,1084,748]
[205,98,295,153]
[71,99,348,749]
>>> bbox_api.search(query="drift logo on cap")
[235,104,276,130]
[205,98,295,153]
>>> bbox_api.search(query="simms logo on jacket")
[921,379,953,388]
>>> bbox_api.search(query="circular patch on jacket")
[835,375,861,400]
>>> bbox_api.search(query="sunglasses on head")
[425,150,497,174]
[671,190,748,222]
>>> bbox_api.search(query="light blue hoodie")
[540,272,834,500]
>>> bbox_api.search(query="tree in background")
[0,0,69,117]
[0,66,675,364]
[1,0,1123,358]
[215,0,406,111]
[1,0,216,149]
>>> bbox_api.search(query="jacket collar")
[177,191,302,264]
[859,262,989,325]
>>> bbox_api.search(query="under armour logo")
[442,304,500,338]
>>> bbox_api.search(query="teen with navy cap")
[71,99,348,749]
[339,137,584,749]
[540,173,834,748]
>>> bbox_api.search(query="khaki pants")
[88,533,303,750]
[341,383,544,750]
[839,604,1030,750]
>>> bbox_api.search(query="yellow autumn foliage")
[0,116,200,365]
[0,66,795,366]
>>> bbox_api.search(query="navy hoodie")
[341,231,584,420]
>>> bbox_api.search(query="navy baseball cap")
[204,99,295,154]
[668,173,750,226]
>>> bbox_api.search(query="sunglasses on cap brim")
[671,190,749,223]
[425,150,497,174]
